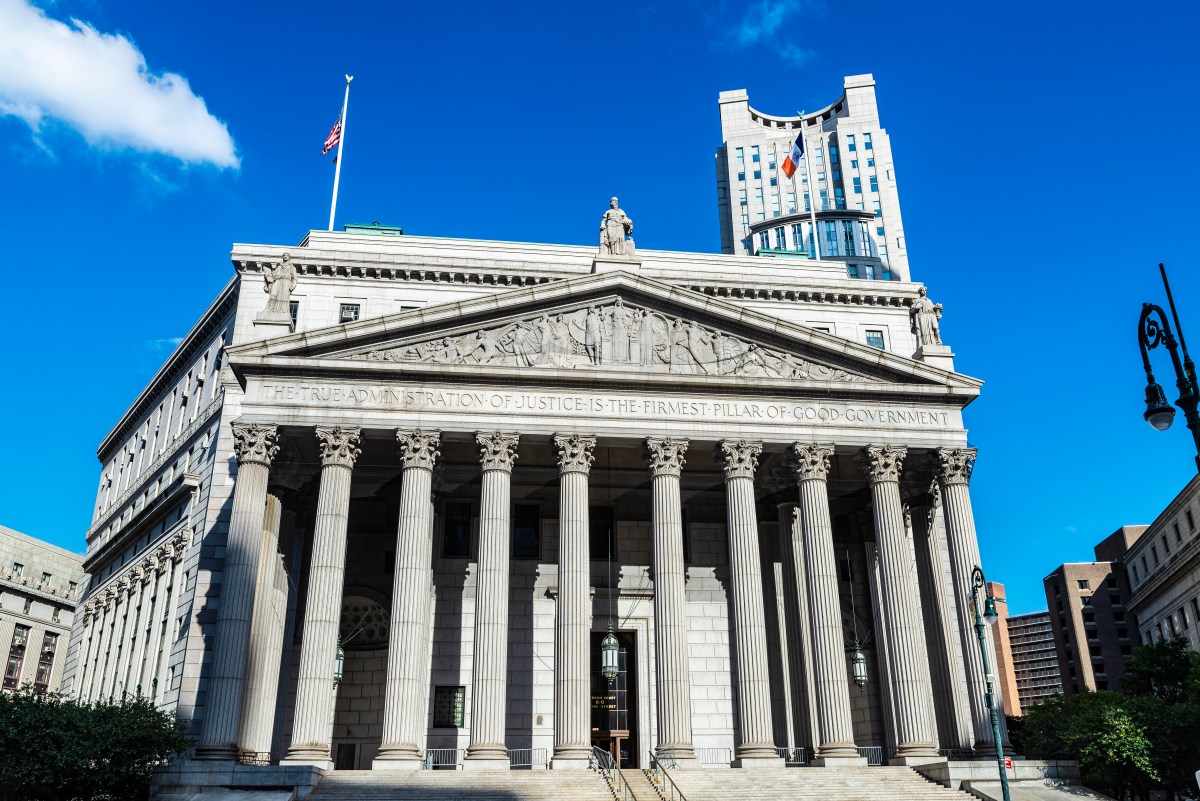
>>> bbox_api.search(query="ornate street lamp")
[970,566,1011,801]
[1138,263,1200,470]
[843,551,870,688]
[600,626,620,684]
[333,642,345,686]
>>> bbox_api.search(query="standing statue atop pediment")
[257,252,298,323]
[909,286,943,348]
[599,197,635,257]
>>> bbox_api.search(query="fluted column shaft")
[153,542,188,705]
[88,599,114,701]
[552,434,596,767]
[196,422,279,760]
[935,447,1012,755]
[375,430,441,769]
[791,444,860,761]
[858,445,938,761]
[646,437,697,763]
[465,433,519,768]
[717,440,780,765]
[285,427,361,765]
[241,494,287,756]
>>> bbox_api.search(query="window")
[758,231,770,251]
[852,177,862,194]
[846,134,856,152]
[432,686,466,728]
[590,506,616,561]
[1182,607,1191,629]
[1117,627,1128,639]
[1120,645,1132,656]
[830,146,839,164]
[1175,523,1184,542]
[865,330,885,349]
[3,626,29,690]
[512,505,540,559]
[443,503,471,558]
[815,147,824,165]
[768,157,776,170]
[1077,579,1090,589]
[10,564,22,577]
[1081,596,1093,606]
[751,145,760,163]
[51,608,60,624]
[1114,611,1126,622]
[867,157,875,167]
[1082,611,1095,623]
[877,225,885,237]
[872,200,882,217]
[22,598,32,614]
[769,177,777,187]
[817,172,826,182]
[832,170,841,181]
[735,147,744,164]
[754,188,764,207]
[1107,576,1119,589]
[786,191,796,213]
[40,572,50,584]
[819,190,829,210]
[869,175,879,193]
[753,170,762,180]
[289,300,299,326]
[737,171,745,182]
[33,633,57,693]
[864,133,873,150]
[1151,545,1159,565]
[1188,510,1196,531]
[339,303,360,323]
[738,189,747,206]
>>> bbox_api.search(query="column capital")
[856,444,908,484]
[791,443,835,482]
[476,432,520,472]
[396,429,441,471]
[554,433,597,475]
[717,439,762,480]
[645,437,688,477]
[232,422,280,467]
[316,426,362,468]
[934,446,977,486]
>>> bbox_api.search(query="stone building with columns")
[65,221,1009,793]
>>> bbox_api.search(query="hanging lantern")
[851,647,868,688]
[333,643,345,686]
[601,627,620,684]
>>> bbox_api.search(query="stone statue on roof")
[599,197,635,257]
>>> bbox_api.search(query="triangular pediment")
[228,271,981,396]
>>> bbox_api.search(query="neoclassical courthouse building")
[62,76,1011,790]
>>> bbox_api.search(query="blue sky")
[1,0,1197,614]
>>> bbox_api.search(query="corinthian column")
[375,430,440,770]
[239,494,285,757]
[464,432,520,770]
[717,440,783,767]
[856,445,939,763]
[791,444,863,764]
[196,422,279,761]
[935,447,1012,755]
[645,437,698,765]
[284,427,361,767]
[551,433,596,769]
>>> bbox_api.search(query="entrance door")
[590,630,638,768]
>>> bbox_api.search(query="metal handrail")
[776,746,808,765]
[696,747,732,766]
[857,745,883,766]
[423,748,464,770]
[508,747,548,769]
[646,752,688,801]
[938,747,972,761]
[590,745,616,771]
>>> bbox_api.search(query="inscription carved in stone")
[355,300,865,381]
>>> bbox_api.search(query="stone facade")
[64,225,1007,783]
[1127,474,1200,650]
[0,525,83,694]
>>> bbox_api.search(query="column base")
[462,756,511,771]
[812,756,869,767]
[551,757,592,769]
[191,745,238,761]
[279,756,333,771]
[889,755,947,767]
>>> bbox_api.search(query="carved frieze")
[857,444,908,484]
[645,437,688,477]
[792,443,835,482]
[554,434,597,474]
[396,430,441,471]
[718,440,763,480]
[316,426,362,469]
[477,432,520,472]
[353,300,866,382]
[232,422,280,467]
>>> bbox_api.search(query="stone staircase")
[308,769,616,801]
[663,766,977,801]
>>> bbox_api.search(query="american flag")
[322,115,342,155]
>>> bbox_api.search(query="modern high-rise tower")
[716,75,909,281]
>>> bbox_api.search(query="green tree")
[0,689,192,801]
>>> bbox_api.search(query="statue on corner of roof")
[909,286,943,348]
[599,197,635,257]
[257,252,298,323]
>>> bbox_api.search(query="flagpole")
[327,75,353,232]
[803,128,821,259]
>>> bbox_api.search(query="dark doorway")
[334,742,356,770]
[590,630,637,767]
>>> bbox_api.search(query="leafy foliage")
[0,689,192,801]
[1019,638,1200,801]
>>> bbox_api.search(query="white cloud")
[724,0,821,66]
[0,0,238,167]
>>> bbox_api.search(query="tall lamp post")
[970,566,1011,801]
[1138,263,1200,471]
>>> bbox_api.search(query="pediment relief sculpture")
[351,299,868,382]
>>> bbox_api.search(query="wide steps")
[309,770,616,801]
[664,766,976,801]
